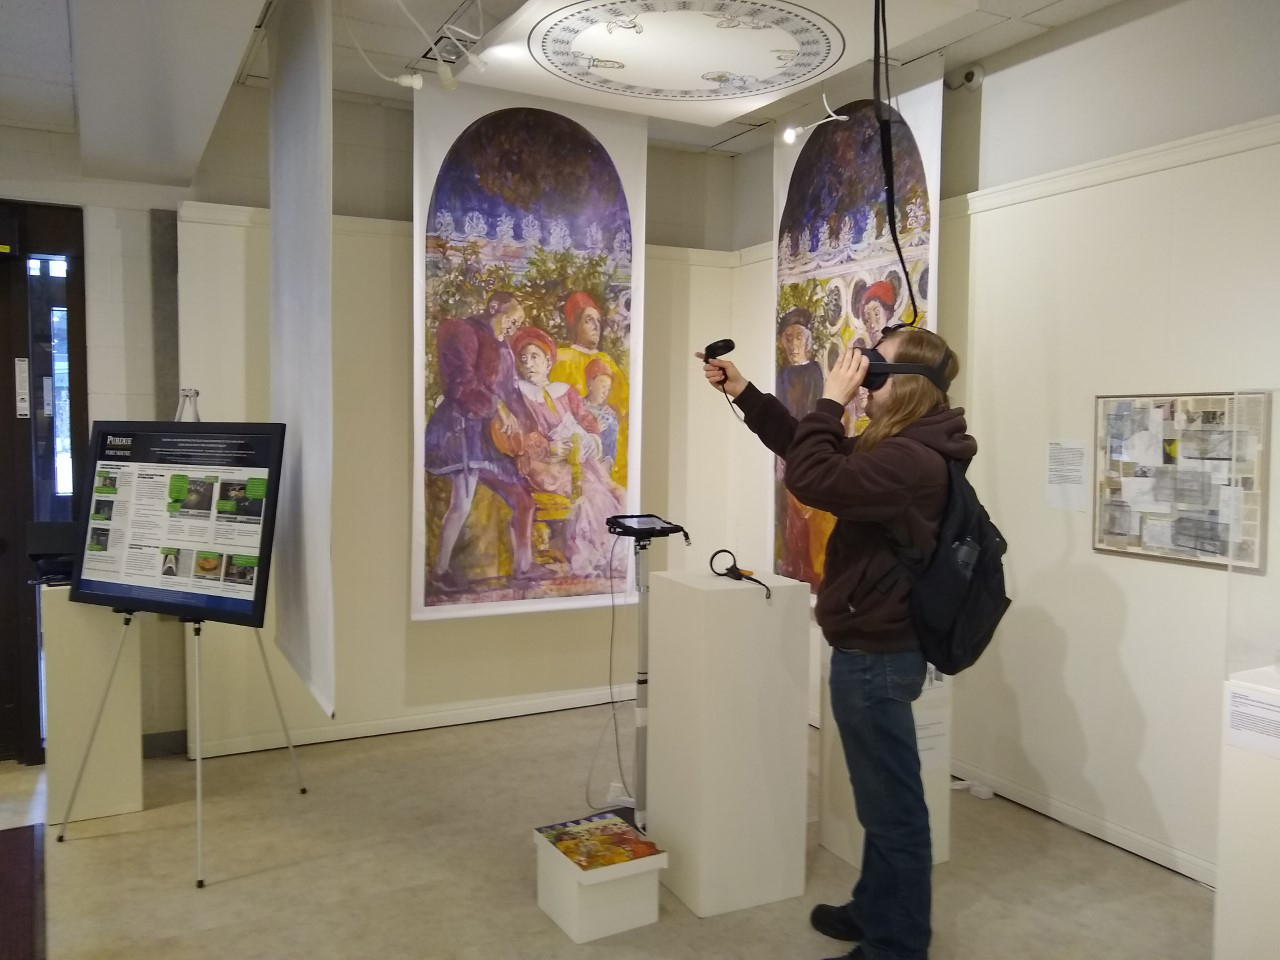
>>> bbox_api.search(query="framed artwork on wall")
[1094,392,1270,570]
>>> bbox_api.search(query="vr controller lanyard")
[709,550,772,600]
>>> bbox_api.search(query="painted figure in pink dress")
[509,327,626,579]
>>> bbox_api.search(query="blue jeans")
[828,647,931,960]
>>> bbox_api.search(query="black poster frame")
[70,421,286,628]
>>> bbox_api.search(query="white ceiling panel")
[0,0,73,84]
[646,116,779,154]
[71,0,265,184]
[0,76,76,134]
[0,0,76,132]
[1026,0,1124,28]
[975,0,1055,16]
[890,9,1006,63]
[941,15,1047,66]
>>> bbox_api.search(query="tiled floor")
[6,705,1213,959]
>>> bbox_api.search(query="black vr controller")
[702,339,736,389]
[704,338,735,361]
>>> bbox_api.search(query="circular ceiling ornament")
[529,0,844,101]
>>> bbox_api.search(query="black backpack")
[893,458,1010,675]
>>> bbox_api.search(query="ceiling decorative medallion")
[529,0,844,101]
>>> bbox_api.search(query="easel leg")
[57,614,133,842]
[193,623,204,889]
[253,629,307,795]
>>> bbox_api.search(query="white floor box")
[533,831,669,944]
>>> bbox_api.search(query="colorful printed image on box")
[536,813,661,870]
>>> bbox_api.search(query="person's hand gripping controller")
[695,338,746,399]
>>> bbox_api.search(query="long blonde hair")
[858,327,960,453]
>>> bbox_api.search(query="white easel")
[57,389,307,889]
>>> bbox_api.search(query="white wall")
[192,84,414,221]
[82,206,156,423]
[730,146,774,252]
[939,117,1280,884]
[646,148,735,250]
[173,208,787,756]
[940,0,1280,195]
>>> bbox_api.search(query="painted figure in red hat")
[854,279,898,339]
[549,291,629,485]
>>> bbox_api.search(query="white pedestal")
[819,647,951,868]
[42,586,143,824]
[534,831,668,943]
[647,571,810,917]
[1214,669,1280,959]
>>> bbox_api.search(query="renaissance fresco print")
[418,107,637,616]
[776,99,934,590]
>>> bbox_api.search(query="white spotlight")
[394,73,424,89]
[437,60,458,91]
[462,49,487,73]
[782,126,800,145]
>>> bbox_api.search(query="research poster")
[72,423,284,627]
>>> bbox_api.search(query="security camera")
[944,63,985,91]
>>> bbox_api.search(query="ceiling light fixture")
[436,59,458,91]
[442,25,487,73]
[782,93,848,145]
[394,0,487,89]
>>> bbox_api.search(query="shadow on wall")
[960,548,1176,869]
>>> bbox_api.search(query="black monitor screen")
[70,421,286,628]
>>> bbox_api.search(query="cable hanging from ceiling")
[339,0,488,92]
[779,0,919,325]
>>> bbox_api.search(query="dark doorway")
[0,201,88,765]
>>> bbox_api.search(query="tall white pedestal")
[42,586,143,823]
[1214,670,1280,959]
[647,571,810,918]
[819,644,951,868]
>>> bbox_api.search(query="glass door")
[25,257,75,524]
[0,202,87,765]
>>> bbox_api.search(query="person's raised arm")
[783,347,918,522]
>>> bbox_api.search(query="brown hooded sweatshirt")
[735,383,978,651]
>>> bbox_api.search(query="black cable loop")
[709,549,772,600]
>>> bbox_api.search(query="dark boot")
[809,902,864,942]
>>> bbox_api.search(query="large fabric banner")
[267,0,335,715]
[773,67,943,591]
[413,89,646,620]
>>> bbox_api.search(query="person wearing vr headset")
[699,323,975,960]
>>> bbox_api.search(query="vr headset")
[862,325,953,392]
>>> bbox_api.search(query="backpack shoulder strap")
[875,449,969,590]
